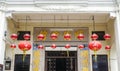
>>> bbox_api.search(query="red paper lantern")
[51,44,56,49]
[105,45,111,50]
[78,45,84,49]
[10,44,16,48]
[10,34,18,40]
[37,34,45,41]
[18,41,31,51]
[50,33,58,40]
[91,33,98,40]
[64,33,71,40]
[38,45,44,49]
[88,41,102,51]
[104,34,111,40]
[77,34,84,40]
[23,34,30,40]
[65,44,70,49]
[18,41,31,61]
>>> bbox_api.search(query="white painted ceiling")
[12,13,110,24]
[6,0,113,1]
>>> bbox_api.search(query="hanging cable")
[67,15,69,27]
[25,16,27,31]
[41,16,42,26]
[54,15,56,27]
[92,16,95,31]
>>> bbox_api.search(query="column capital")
[0,1,7,12]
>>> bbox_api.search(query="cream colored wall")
[5,20,33,71]
[5,19,17,71]
[5,21,117,71]
[107,20,118,71]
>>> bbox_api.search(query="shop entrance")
[45,51,77,71]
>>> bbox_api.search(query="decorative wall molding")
[0,0,115,6]
[0,1,7,12]
[0,0,116,12]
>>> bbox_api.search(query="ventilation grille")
[17,31,30,40]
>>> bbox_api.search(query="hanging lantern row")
[10,32,111,61]
[10,32,111,41]
[91,33,111,40]
[37,33,111,41]
[36,44,85,49]
[11,33,31,40]
[37,32,85,41]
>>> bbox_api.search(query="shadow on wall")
[0,64,3,71]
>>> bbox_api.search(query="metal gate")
[45,51,77,71]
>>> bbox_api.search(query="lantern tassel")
[39,50,41,62]
[23,51,26,62]
[108,50,111,71]
[108,50,110,60]
[12,48,14,60]
[67,50,69,57]
[94,51,97,62]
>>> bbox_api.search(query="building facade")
[0,0,120,71]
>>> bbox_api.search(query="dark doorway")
[56,58,66,71]
[45,51,77,71]
[92,55,108,71]
[14,54,30,71]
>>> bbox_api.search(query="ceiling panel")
[12,13,110,24]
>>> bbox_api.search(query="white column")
[0,2,7,66]
[114,11,120,71]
